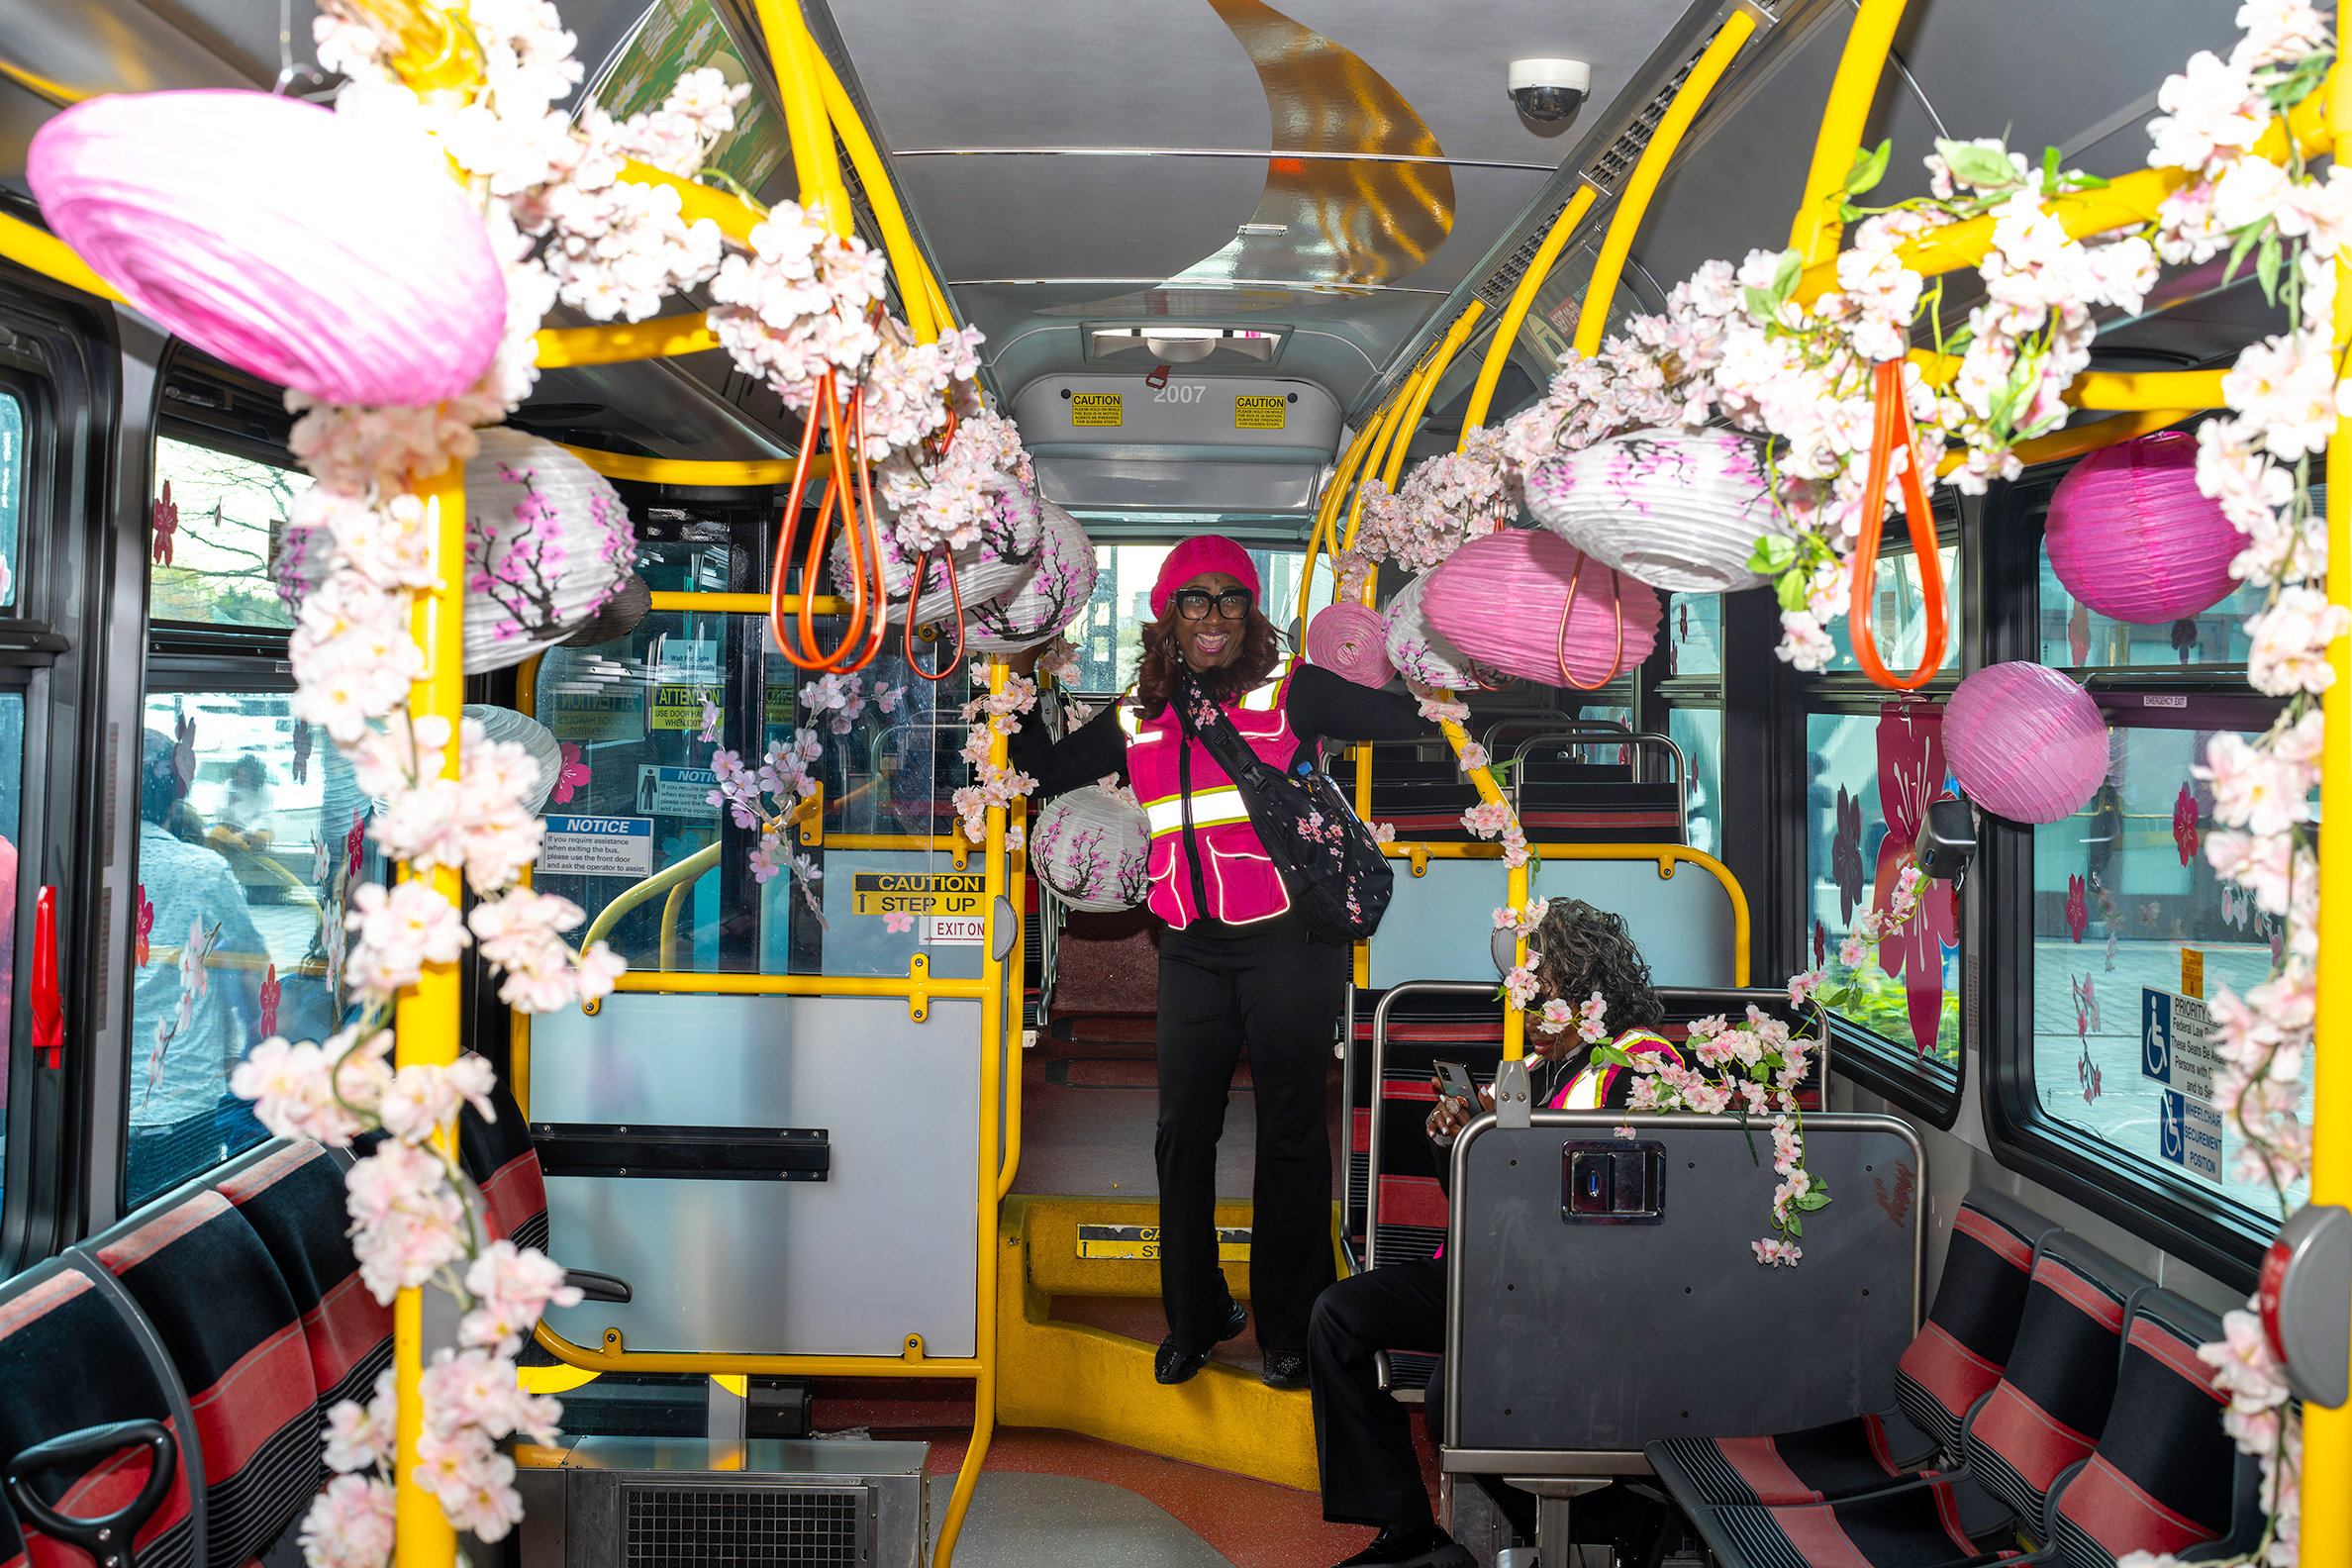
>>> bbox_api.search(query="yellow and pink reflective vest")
[1121,670,1301,930]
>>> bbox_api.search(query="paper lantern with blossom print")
[1943,661,2109,825]
[965,501,1098,653]
[1524,428,1784,593]
[1031,785,1151,911]
[28,90,505,408]
[463,431,637,674]
[2044,430,2239,624]
[1421,528,1661,689]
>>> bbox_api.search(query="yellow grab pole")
[1298,418,1387,630]
[1337,396,1412,564]
[1575,11,1757,357]
[1788,0,1908,267]
[757,0,852,239]
[1379,302,1488,493]
[0,212,124,302]
[393,459,465,1568]
[2303,89,2352,1561]
[935,656,1009,1568]
[1460,184,1599,438]
[812,50,940,342]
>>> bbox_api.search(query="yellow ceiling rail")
[1789,0,1910,266]
[2062,368,2229,411]
[1297,416,1387,630]
[1935,407,2188,477]
[556,442,830,486]
[0,212,124,302]
[755,0,852,240]
[616,157,762,245]
[1459,183,1601,440]
[646,590,852,615]
[812,49,944,340]
[1381,302,1488,491]
[1575,10,1757,356]
[1336,394,1413,556]
[1797,65,2335,306]
[535,316,723,368]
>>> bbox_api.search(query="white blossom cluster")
[1352,426,1519,576]
[877,408,1034,554]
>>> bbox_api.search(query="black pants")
[1309,1259,1537,1541]
[1156,912,1344,1354]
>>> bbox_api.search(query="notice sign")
[2140,987,2219,1106]
[539,815,654,877]
[850,870,984,918]
[546,690,644,743]
[635,765,718,819]
[2160,1091,2225,1184]
[1233,395,1287,431]
[1077,1224,1250,1262]
[1069,392,1123,427]
[650,685,713,732]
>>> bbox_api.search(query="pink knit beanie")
[1149,536,1261,617]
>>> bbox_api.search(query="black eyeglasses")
[1174,588,1253,621]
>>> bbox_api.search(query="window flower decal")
[135,884,153,968]
[549,742,590,806]
[1870,706,1957,1057]
[151,479,178,566]
[1830,787,1867,924]
[2064,874,2089,943]
[2173,780,2202,865]
[259,962,281,1039]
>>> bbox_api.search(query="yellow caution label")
[547,690,645,742]
[1075,1224,1250,1261]
[650,685,715,732]
[2181,947,2204,1001]
[850,869,985,917]
[1233,395,1287,431]
[1070,392,1123,428]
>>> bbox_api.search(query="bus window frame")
[1974,469,2274,1292]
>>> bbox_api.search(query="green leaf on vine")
[2221,221,2268,288]
[2257,230,2285,306]
[1844,139,1892,197]
[1744,284,1778,322]
[1795,1189,1832,1212]
[1769,247,1805,302]
[2041,144,2060,193]
[1775,569,1812,613]
[1593,1045,1635,1067]
[1786,1215,1804,1237]
[1937,139,2023,191]
[1747,536,1799,574]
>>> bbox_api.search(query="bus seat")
[1645,1186,2059,1509]
[0,1258,200,1568]
[214,1141,395,1420]
[1687,1232,2151,1567]
[1333,756,1682,845]
[1365,860,1739,993]
[81,1189,321,1568]
[454,1064,631,1307]
[2047,1290,2263,1566]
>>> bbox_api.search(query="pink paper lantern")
[1306,602,1396,688]
[29,90,505,408]
[2045,430,2238,624]
[1944,661,2109,824]
[1422,529,1661,689]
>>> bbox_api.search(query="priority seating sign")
[2142,987,2222,1184]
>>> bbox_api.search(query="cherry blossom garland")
[955,664,1040,848]
[876,407,1032,555]
[1349,426,1520,579]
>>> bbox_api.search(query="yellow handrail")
[393,458,466,1568]
[0,212,124,302]
[556,444,831,487]
[1935,408,2189,477]
[1574,10,1758,356]
[645,590,852,616]
[578,839,726,961]
[812,48,949,340]
[1297,415,1391,630]
[2304,54,2352,1561]
[1379,302,1488,492]
[1459,183,1600,439]
[531,1318,985,1378]
[1337,395,1413,558]
[2062,369,2229,412]
[535,316,721,368]
[1787,0,1911,267]
[755,0,852,239]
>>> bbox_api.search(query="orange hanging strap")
[1848,359,1948,691]
[1554,548,1628,692]
[843,390,892,672]
[772,370,844,670]
[902,542,968,681]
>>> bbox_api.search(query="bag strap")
[1177,674,1275,790]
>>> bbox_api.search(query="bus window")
[0,694,21,1216]
[2036,534,2267,669]
[1667,707,1721,857]
[149,438,308,629]
[1823,542,1962,675]
[126,695,343,1205]
[0,390,22,608]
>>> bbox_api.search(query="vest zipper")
[1176,710,1213,920]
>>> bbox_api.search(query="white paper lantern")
[1384,572,1507,690]
[1524,428,1786,594]
[1031,786,1151,911]
[464,430,638,673]
[966,501,1099,653]
[464,704,561,816]
[853,480,1043,627]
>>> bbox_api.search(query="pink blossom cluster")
[706,205,890,412]
[707,731,830,901]
[1353,427,1519,575]
[860,325,988,461]
[878,410,1035,554]
[1458,798,1530,869]
[2189,1302,2303,1566]
[1500,958,1541,1011]
[954,674,1043,848]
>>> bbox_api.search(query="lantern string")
[1553,547,1628,692]
[1849,358,1949,691]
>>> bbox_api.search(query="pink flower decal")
[2172,781,2201,866]
[259,963,281,1038]
[2064,875,2089,943]
[1813,919,1826,967]
[1870,707,1957,1058]
[135,884,154,968]
[346,809,367,880]
[151,479,178,566]
[549,742,590,806]
[884,911,915,933]
[1830,788,1866,925]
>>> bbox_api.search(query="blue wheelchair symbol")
[2160,1092,2187,1162]
[2142,991,2171,1082]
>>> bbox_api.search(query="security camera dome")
[1509,58,1591,124]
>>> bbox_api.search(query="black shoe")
[1262,1349,1308,1389]
[1331,1524,1476,1567]
[1155,1298,1247,1385]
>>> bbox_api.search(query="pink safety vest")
[1122,669,1300,929]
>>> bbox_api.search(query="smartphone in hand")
[1431,1058,1480,1110]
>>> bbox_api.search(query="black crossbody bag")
[1173,673,1395,943]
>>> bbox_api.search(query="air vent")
[623,1483,866,1567]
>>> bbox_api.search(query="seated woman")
[1307,898,1680,1568]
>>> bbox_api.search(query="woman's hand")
[1425,1087,1496,1140]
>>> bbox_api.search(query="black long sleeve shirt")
[1010,663,1429,801]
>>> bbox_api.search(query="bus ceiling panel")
[1036,456,1320,520]
[891,157,1274,286]
[1011,372,1341,458]
[0,0,262,112]
[527,354,794,462]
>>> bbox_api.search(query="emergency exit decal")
[851,870,986,945]
[1069,392,1123,427]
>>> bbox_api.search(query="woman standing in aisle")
[1008,537,1433,1389]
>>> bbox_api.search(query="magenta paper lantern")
[1944,661,2108,824]
[1422,529,1661,689]
[1307,602,1396,688]
[2045,430,2238,624]
[29,90,505,408]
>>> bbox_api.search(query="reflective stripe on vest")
[1143,787,1248,836]
[1551,1029,1679,1110]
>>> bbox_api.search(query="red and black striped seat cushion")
[456,1062,548,1254]
[92,1192,321,1568]
[215,1142,394,1420]
[1647,1188,2052,1510]
[1705,1478,2020,1568]
[0,1262,198,1568]
[2049,1294,2250,1567]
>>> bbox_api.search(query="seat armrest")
[563,1268,632,1304]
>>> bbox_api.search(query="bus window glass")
[1805,708,1961,1075]
[1668,707,1722,857]
[2027,717,2308,1221]
[1824,544,1961,674]
[0,695,22,1214]
[0,390,23,608]
[127,694,345,1205]
[1064,545,1327,692]
[151,437,309,629]
[2036,538,2266,668]
[1665,594,1720,677]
